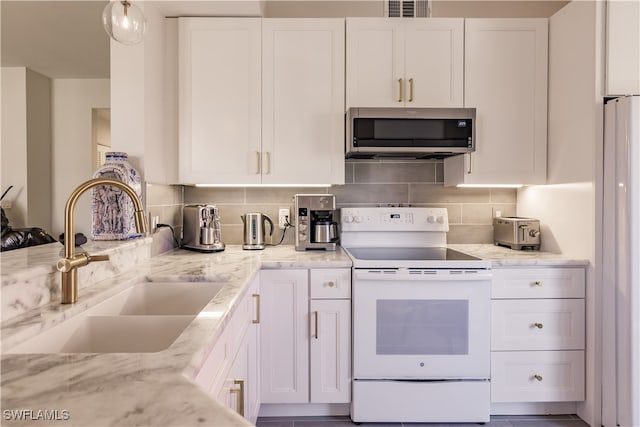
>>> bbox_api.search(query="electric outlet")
[278,208,290,229]
[149,214,159,232]
[494,209,502,218]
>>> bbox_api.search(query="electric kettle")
[241,213,274,250]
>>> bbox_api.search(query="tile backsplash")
[180,160,516,246]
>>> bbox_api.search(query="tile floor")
[256,414,589,427]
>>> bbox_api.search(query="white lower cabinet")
[260,268,351,406]
[195,276,261,424]
[491,267,585,404]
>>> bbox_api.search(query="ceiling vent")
[385,0,431,17]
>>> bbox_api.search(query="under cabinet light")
[457,184,523,189]
[194,184,332,188]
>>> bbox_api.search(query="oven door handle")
[354,270,493,281]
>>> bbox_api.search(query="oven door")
[352,268,491,380]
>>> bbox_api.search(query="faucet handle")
[87,254,110,263]
[57,253,110,272]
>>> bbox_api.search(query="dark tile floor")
[256,414,589,427]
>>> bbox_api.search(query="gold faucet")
[57,178,148,304]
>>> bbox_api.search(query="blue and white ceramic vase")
[91,152,142,240]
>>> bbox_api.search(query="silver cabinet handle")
[533,374,543,381]
[533,322,544,329]
[398,78,403,102]
[252,293,260,324]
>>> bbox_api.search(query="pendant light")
[102,1,147,46]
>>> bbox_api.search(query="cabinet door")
[404,19,464,107]
[178,18,261,184]
[246,277,261,425]
[218,331,249,417]
[606,0,640,95]
[260,269,309,403]
[346,18,403,108]
[309,299,351,403]
[262,19,345,185]
[445,19,548,186]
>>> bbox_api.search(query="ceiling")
[1,0,568,80]
[1,1,111,79]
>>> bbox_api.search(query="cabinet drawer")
[491,351,585,402]
[492,299,584,351]
[492,268,585,299]
[310,269,351,299]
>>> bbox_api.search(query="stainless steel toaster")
[493,217,540,250]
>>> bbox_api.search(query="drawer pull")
[533,374,543,381]
[328,281,335,287]
[534,280,544,287]
[231,379,245,416]
[533,322,544,329]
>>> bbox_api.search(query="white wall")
[26,68,52,232]
[111,3,177,186]
[1,67,51,231]
[51,79,110,237]
[516,1,604,425]
[1,68,28,228]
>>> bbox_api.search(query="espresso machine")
[293,194,338,251]
[182,204,225,252]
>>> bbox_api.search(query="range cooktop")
[346,247,481,262]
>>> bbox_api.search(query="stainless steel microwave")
[346,107,476,159]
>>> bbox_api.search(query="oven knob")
[436,216,445,224]
[353,215,363,223]
[427,215,436,224]
[343,215,353,223]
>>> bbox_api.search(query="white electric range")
[341,207,492,423]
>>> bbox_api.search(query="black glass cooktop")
[346,247,480,262]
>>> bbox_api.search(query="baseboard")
[491,402,579,415]
[258,403,350,417]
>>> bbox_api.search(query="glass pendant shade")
[102,1,147,45]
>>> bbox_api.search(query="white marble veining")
[1,245,351,427]
[1,238,152,321]
[449,244,590,266]
[1,242,585,427]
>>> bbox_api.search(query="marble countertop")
[448,244,590,266]
[0,242,587,426]
[1,245,352,427]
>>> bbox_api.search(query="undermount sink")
[88,281,226,316]
[7,281,226,354]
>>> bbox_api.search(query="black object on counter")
[58,232,88,247]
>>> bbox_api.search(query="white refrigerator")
[602,95,640,427]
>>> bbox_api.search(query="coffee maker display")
[293,194,338,251]
[182,204,225,252]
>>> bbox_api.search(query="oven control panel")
[341,207,448,232]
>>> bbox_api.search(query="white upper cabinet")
[445,19,548,186]
[262,19,345,185]
[606,0,640,95]
[178,18,262,185]
[346,18,464,109]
